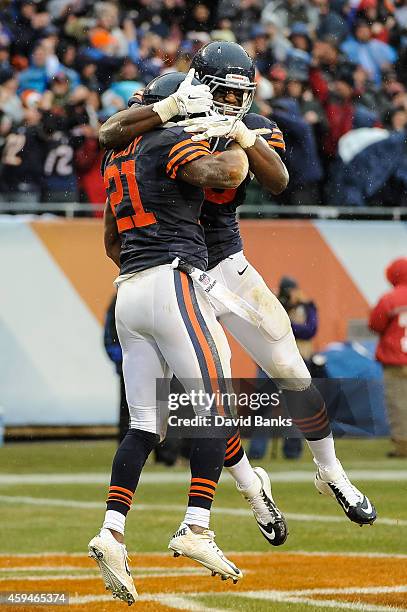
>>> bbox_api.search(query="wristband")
[152,95,179,123]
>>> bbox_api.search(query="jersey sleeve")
[243,113,286,152]
[100,150,113,176]
[165,131,211,179]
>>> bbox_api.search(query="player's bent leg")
[215,255,376,526]
[156,269,242,581]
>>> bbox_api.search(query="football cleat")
[314,459,377,525]
[88,528,138,605]
[168,523,242,583]
[237,467,288,546]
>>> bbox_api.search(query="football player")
[88,72,249,604]
[99,42,377,539]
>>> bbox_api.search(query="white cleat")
[88,528,138,605]
[168,523,242,583]
[237,467,288,546]
[314,459,377,526]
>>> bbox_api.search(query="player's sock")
[224,432,256,490]
[184,437,227,529]
[306,434,337,471]
[284,384,338,469]
[102,428,159,534]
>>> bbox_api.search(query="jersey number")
[104,160,156,233]
[204,187,237,205]
[2,133,26,166]
[44,145,73,176]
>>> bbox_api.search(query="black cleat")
[314,459,377,526]
[237,467,288,546]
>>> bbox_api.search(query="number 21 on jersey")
[104,158,156,233]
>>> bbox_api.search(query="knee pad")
[265,331,312,391]
[129,405,161,436]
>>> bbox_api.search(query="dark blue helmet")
[191,41,256,118]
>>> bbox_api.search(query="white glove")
[179,112,272,148]
[152,69,213,123]
[179,113,236,140]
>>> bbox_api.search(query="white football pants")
[115,264,232,438]
[208,251,311,390]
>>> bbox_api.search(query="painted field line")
[0,565,207,574]
[1,569,209,582]
[1,550,406,560]
[70,593,228,611]
[1,495,406,527]
[237,586,407,596]
[1,469,407,485]
[68,589,407,612]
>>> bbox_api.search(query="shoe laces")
[201,530,224,557]
[248,490,279,525]
[328,469,363,506]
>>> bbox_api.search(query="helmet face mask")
[201,75,256,119]
[191,41,256,120]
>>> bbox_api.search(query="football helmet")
[142,72,201,105]
[191,41,256,119]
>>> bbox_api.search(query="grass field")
[1,438,406,611]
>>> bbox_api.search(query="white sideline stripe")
[70,593,228,611]
[0,565,207,574]
[1,550,406,559]
[241,595,407,612]
[1,495,406,527]
[236,586,407,597]
[1,569,209,582]
[1,469,407,485]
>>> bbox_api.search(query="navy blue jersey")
[201,113,285,270]
[43,130,80,193]
[103,127,211,275]
[1,126,45,189]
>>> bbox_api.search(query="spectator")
[182,3,212,35]
[272,97,323,205]
[0,68,23,130]
[18,43,49,93]
[268,64,287,99]
[216,0,262,43]
[335,126,407,206]
[369,258,407,458]
[1,0,407,210]
[341,19,397,85]
[247,25,275,76]
[0,99,45,208]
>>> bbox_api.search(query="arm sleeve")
[309,67,330,105]
[165,133,211,179]
[369,296,390,333]
[244,113,286,152]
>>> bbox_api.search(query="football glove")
[179,113,271,148]
[153,69,213,123]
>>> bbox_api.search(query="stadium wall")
[1,218,405,427]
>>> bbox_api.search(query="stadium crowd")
[0,0,407,211]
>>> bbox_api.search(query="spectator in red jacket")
[369,257,407,457]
